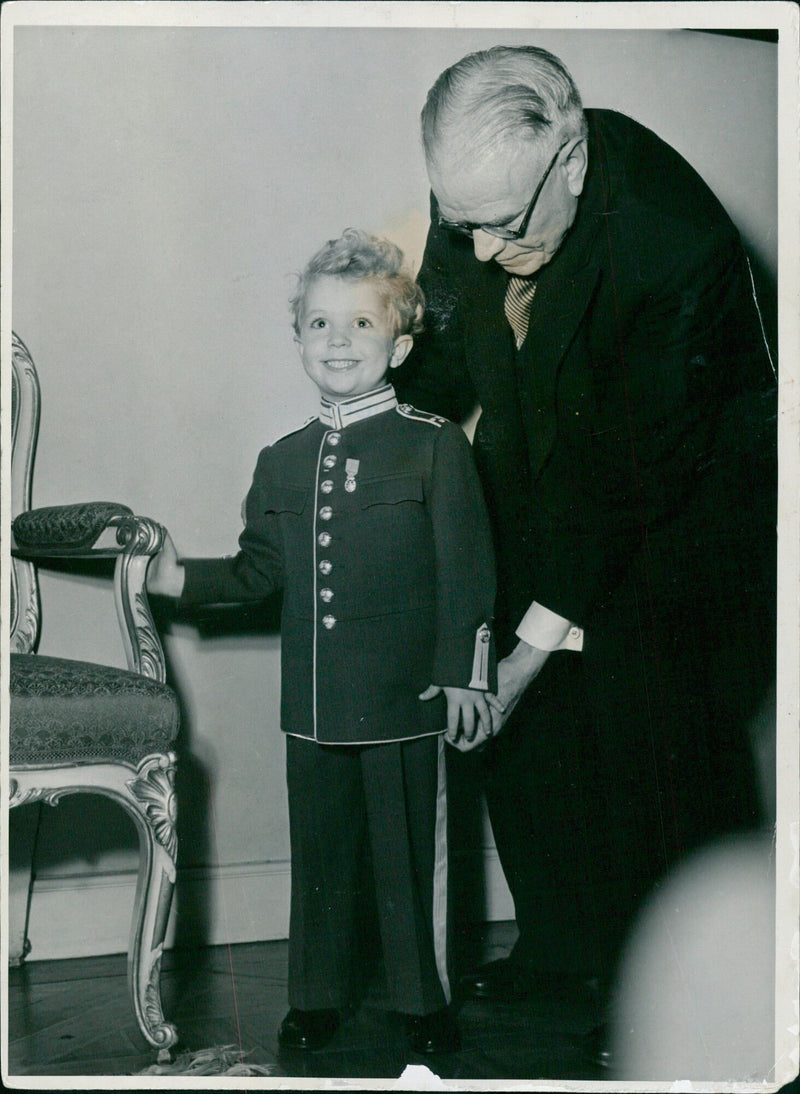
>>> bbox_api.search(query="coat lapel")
[518,256,601,477]
[460,253,517,410]
[514,121,610,477]
[455,111,612,479]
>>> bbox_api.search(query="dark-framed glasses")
[438,139,570,240]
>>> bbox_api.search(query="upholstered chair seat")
[10,655,179,766]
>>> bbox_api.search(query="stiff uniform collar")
[319,384,398,429]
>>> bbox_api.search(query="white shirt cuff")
[515,601,584,652]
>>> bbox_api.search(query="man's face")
[429,137,585,277]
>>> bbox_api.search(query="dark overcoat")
[180,399,497,745]
[395,108,777,976]
[397,108,776,645]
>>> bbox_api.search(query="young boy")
[147,229,497,1055]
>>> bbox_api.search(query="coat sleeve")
[428,422,498,691]
[180,446,285,606]
[393,193,479,424]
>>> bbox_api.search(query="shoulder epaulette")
[271,415,318,445]
[396,403,448,428]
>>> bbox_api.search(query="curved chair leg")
[124,752,179,1059]
[10,756,179,1058]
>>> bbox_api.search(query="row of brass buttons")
[319,432,341,627]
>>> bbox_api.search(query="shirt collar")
[318,384,398,430]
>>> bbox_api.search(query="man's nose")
[328,326,351,345]
[472,229,506,263]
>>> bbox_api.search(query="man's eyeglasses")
[438,139,570,240]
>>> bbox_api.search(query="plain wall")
[9,26,778,952]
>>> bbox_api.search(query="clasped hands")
[420,639,551,752]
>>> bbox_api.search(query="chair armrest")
[13,504,169,684]
[12,502,136,557]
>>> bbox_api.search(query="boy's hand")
[419,684,499,751]
[146,531,186,598]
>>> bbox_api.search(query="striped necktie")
[504,275,538,349]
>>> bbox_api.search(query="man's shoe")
[278,1007,340,1050]
[403,1008,461,1054]
[459,957,534,1001]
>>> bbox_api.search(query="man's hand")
[146,531,186,598]
[419,684,494,750]
[486,639,550,738]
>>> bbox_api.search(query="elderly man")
[395,46,776,1018]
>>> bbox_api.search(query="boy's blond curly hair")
[291,228,425,338]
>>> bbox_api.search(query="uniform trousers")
[285,733,450,1016]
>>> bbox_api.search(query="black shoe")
[403,1008,461,1054]
[459,957,534,1001]
[278,1007,340,1050]
[584,1023,612,1069]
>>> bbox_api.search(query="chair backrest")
[10,334,41,654]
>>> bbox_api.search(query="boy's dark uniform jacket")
[179,397,497,745]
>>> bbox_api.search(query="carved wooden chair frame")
[9,332,179,1057]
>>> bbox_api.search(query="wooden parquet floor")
[5,922,608,1083]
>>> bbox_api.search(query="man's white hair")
[422,46,587,172]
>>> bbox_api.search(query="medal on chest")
[344,458,360,493]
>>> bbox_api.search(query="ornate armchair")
[8,332,180,1058]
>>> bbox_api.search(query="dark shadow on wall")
[152,593,283,959]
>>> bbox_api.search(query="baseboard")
[22,850,514,962]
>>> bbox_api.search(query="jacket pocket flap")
[359,474,424,508]
[265,485,308,514]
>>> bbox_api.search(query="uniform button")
[318,532,331,547]
[322,614,336,629]
[323,454,338,469]
[319,559,332,575]
[570,626,581,638]
[319,587,334,603]
[320,480,334,494]
[327,432,341,446]
[319,506,333,521]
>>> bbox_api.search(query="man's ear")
[390,334,414,368]
[564,136,589,197]
[294,334,304,360]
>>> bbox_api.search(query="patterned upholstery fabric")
[13,502,133,551]
[10,654,179,765]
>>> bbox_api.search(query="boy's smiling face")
[296,275,412,402]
